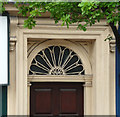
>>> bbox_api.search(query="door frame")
[8,17,114,115]
[27,39,93,115]
[30,82,85,116]
[27,75,93,115]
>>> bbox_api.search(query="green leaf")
[7,2,119,33]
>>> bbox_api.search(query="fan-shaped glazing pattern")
[29,46,85,75]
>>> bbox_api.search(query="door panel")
[60,89,77,114]
[35,89,52,114]
[30,83,84,116]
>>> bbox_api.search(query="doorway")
[30,82,84,116]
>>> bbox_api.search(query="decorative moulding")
[109,39,116,53]
[9,41,16,51]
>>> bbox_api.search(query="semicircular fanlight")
[29,46,85,75]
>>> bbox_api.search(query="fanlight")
[29,46,85,75]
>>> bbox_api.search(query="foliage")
[8,2,120,30]
[1,2,120,49]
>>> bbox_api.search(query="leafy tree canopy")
[12,2,120,30]
[2,2,120,49]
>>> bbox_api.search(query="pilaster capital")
[10,41,16,51]
[83,81,92,87]
[27,81,32,87]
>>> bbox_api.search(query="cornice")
[5,3,50,17]
[17,18,108,26]
[5,3,108,26]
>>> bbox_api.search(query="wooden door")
[30,82,84,116]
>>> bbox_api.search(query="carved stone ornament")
[109,39,116,53]
[83,81,92,87]
[10,41,16,51]
[27,81,32,87]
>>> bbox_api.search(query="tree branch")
[109,22,120,52]
[101,6,120,52]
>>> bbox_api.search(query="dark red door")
[30,82,84,116]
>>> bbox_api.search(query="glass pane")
[29,46,85,75]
